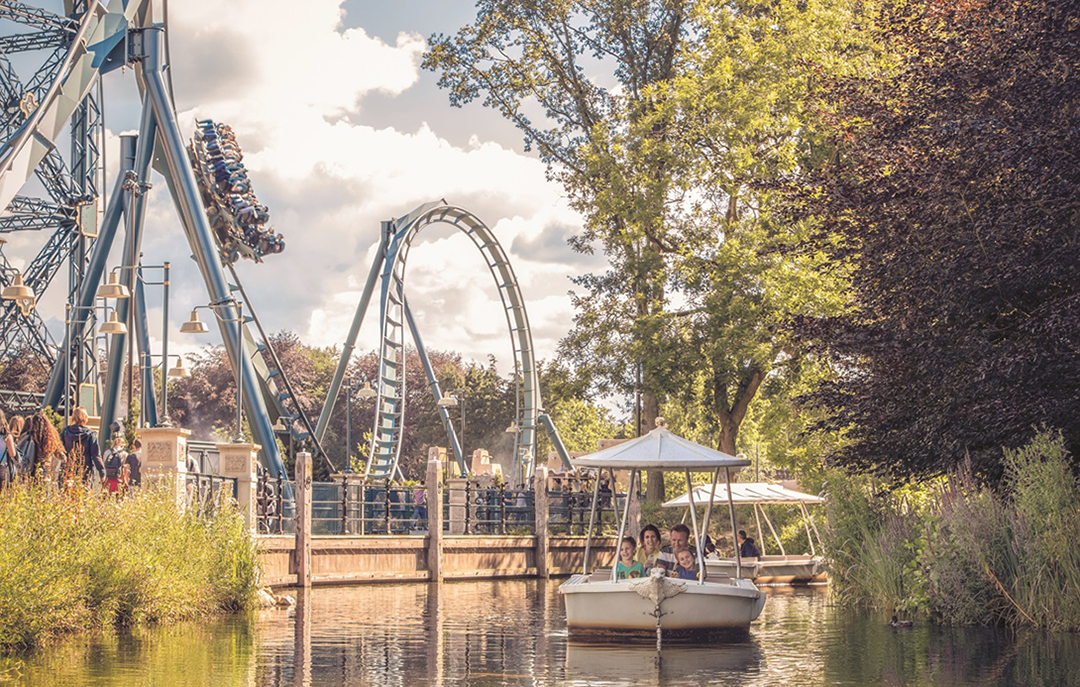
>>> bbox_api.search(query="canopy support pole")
[581,472,602,575]
[754,504,766,556]
[610,469,637,582]
[760,504,786,555]
[799,503,818,556]
[607,468,623,535]
[725,467,741,579]
[701,469,719,556]
[685,470,705,584]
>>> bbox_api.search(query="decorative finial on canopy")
[655,417,667,428]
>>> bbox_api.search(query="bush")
[825,430,1080,630]
[0,480,258,651]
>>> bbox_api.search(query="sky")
[2,0,604,379]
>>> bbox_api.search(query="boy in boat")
[616,536,645,579]
[670,548,701,580]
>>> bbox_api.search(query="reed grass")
[0,479,258,651]
[823,430,1080,629]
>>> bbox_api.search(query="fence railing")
[256,472,295,534]
[256,472,630,537]
[185,472,238,517]
[442,482,534,535]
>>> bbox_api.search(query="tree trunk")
[642,389,665,503]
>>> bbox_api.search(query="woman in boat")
[636,524,663,570]
[616,536,644,580]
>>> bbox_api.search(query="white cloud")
[140,0,588,371]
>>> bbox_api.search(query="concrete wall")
[259,534,617,587]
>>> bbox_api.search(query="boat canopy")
[662,483,823,508]
[570,427,751,471]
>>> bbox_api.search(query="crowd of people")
[0,407,142,496]
[614,522,761,582]
[194,119,285,261]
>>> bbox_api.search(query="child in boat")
[616,536,645,580]
[670,548,701,580]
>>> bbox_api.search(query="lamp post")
[139,353,190,425]
[99,263,171,427]
[345,377,377,473]
[180,300,245,441]
[63,302,127,425]
[437,392,466,457]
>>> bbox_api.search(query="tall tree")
[426,0,865,498]
[793,0,1080,480]
[425,0,690,499]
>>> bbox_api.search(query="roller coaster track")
[225,264,333,471]
[366,202,546,481]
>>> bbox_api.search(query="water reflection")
[7,582,1080,686]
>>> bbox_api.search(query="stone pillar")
[294,451,313,588]
[447,477,467,535]
[534,465,550,579]
[217,442,260,529]
[137,426,190,504]
[426,456,443,582]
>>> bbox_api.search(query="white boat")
[559,421,767,640]
[663,482,827,585]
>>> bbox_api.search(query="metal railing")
[441,482,535,535]
[184,471,238,517]
[255,471,295,534]
[254,473,627,537]
[546,487,625,535]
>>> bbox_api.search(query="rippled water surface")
[6,582,1079,686]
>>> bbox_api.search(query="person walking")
[0,410,17,490]
[61,407,102,486]
[102,430,126,496]
[124,439,143,491]
[17,413,64,479]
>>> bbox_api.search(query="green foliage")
[825,431,1080,629]
[794,0,1080,480]
[124,397,140,450]
[0,480,258,651]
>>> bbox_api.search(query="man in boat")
[658,523,695,571]
[738,530,761,558]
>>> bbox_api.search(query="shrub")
[0,479,258,651]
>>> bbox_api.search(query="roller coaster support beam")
[98,96,154,446]
[132,270,159,425]
[315,220,390,443]
[42,133,136,412]
[538,412,573,470]
[403,296,467,475]
[136,26,284,477]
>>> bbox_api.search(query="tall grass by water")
[823,430,1080,629]
[0,479,258,651]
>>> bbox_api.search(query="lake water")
[5,581,1077,686]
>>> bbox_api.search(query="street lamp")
[1,269,36,315]
[345,378,377,473]
[180,300,245,442]
[139,353,189,426]
[437,392,466,457]
[63,302,126,424]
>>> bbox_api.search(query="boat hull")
[560,574,765,639]
[705,555,827,585]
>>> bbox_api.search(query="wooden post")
[427,451,444,582]
[534,465,550,579]
[295,451,313,588]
